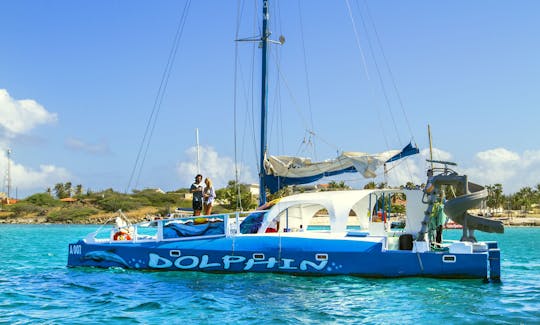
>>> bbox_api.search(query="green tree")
[363,181,376,189]
[215,180,256,211]
[326,181,350,191]
[75,184,83,196]
[486,184,504,209]
[65,182,72,197]
[25,193,60,207]
[53,183,68,199]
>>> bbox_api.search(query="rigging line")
[234,0,243,210]
[354,0,402,146]
[264,26,340,157]
[297,0,317,160]
[268,51,311,135]
[125,0,191,193]
[134,0,192,190]
[132,0,191,190]
[237,58,255,185]
[362,0,416,144]
[235,43,258,185]
[270,51,343,154]
[271,53,286,155]
[270,0,285,155]
[344,0,390,150]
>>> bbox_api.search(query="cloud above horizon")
[65,137,110,155]
[386,147,540,194]
[176,146,255,189]
[0,89,71,196]
[0,150,71,195]
[0,89,57,137]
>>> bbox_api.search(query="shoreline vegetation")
[1,182,539,226]
[1,205,539,227]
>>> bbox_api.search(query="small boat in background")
[445,220,463,229]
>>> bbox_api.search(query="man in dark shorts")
[190,174,203,216]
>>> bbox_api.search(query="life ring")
[113,229,132,241]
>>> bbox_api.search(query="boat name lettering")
[148,253,328,271]
[69,245,82,255]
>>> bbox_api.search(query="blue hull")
[67,236,491,278]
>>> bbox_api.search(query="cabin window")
[170,250,181,257]
[316,254,328,261]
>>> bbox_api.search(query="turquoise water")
[0,225,538,324]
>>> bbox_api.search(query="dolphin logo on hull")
[84,251,129,267]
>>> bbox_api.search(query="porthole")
[253,253,265,260]
[443,255,456,263]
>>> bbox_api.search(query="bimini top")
[258,189,400,233]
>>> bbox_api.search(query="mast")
[196,128,200,175]
[259,0,270,206]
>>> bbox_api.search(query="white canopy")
[258,189,426,235]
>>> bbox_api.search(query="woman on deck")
[203,177,216,215]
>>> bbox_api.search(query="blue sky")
[0,1,539,198]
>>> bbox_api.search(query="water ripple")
[0,226,539,324]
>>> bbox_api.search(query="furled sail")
[263,142,419,193]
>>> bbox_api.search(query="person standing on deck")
[430,192,447,245]
[190,174,204,216]
[203,177,216,215]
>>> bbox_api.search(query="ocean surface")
[0,225,538,324]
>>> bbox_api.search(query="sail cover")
[263,142,419,193]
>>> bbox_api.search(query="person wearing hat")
[190,174,204,216]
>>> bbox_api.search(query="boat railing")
[87,210,269,244]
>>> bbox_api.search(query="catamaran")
[68,1,503,280]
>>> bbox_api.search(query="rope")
[344,0,390,151]
[126,0,192,193]
[354,0,402,145]
[233,0,243,211]
[297,1,317,160]
[362,1,416,145]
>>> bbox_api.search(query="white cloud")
[65,137,110,155]
[0,150,71,196]
[461,148,540,193]
[176,146,256,189]
[0,89,70,197]
[0,89,57,137]
[385,147,453,187]
[385,147,540,194]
